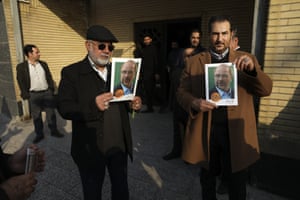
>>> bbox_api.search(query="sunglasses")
[98,43,115,52]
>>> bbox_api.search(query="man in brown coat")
[177,15,272,200]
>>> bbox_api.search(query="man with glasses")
[57,25,142,200]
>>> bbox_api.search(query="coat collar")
[79,56,111,75]
[197,49,241,64]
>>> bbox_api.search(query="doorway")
[134,18,202,107]
[134,17,202,65]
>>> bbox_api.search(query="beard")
[94,57,109,66]
[89,52,110,66]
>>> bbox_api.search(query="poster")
[205,62,238,106]
[110,57,141,102]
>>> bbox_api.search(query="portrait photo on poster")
[110,57,141,102]
[205,62,238,106]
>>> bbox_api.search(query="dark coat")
[177,50,273,172]
[0,147,12,200]
[140,44,159,80]
[16,60,55,99]
[57,56,133,167]
[114,84,134,96]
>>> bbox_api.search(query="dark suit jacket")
[114,84,133,95]
[209,87,235,100]
[57,56,133,167]
[16,60,55,99]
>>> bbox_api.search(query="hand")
[0,173,37,200]
[191,98,217,112]
[233,55,255,72]
[8,145,45,174]
[155,74,160,81]
[131,96,142,111]
[95,92,113,111]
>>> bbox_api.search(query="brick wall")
[0,0,19,117]
[258,0,300,159]
[3,0,88,102]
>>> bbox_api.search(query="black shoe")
[51,130,64,138]
[33,135,44,144]
[163,152,181,160]
[141,108,154,113]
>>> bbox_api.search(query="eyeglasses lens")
[98,44,114,51]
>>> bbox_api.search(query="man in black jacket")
[16,44,63,143]
[139,33,159,112]
[57,25,142,200]
[163,29,206,160]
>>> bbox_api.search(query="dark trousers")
[78,151,129,200]
[170,100,188,153]
[169,69,188,153]
[200,123,247,200]
[143,79,154,110]
[29,90,57,137]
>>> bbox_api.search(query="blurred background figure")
[230,27,240,51]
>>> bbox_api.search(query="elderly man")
[57,25,142,200]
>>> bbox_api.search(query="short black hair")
[143,32,153,39]
[231,27,238,38]
[208,15,232,33]
[190,29,202,36]
[23,44,37,57]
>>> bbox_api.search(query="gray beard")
[94,57,109,66]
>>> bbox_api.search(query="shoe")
[216,181,228,195]
[51,130,64,138]
[162,152,181,160]
[141,108,154,113]
[33,135,44,144]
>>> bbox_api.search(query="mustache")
[214,41,224,45]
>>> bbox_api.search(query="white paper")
[205,62,238,106]
[110,57,142,102]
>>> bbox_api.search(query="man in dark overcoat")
[57,25,142,200]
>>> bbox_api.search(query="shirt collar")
[88,56,108,82]
[216,86,232,99]
[121,83,132,95]
[210,48,229,61]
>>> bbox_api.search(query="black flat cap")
[86,25,118,43]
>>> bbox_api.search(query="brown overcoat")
[177,50,272,173]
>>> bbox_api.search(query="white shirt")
[29,61,48,91]
[216,87,233,99]
[121,84,133,95]
[88,57,108,82]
